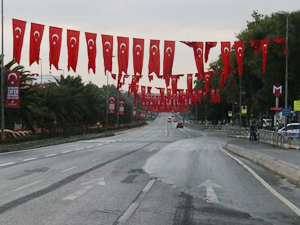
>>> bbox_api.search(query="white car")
[167,117,172,122]
[278,123,300,137]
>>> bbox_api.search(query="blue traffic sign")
[282,108,291,116]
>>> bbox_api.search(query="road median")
[223,143,300,187]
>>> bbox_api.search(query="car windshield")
[1,1,300,225]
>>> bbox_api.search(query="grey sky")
[3,0,300,92]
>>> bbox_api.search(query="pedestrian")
[249,121,257,141]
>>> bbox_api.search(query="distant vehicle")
[172,117,177,122]
[176,121,183,129]
[262,119,272,129]
[278,123,300,137]
[167,117,172,122]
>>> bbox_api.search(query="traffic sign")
[282,108,291,116]
[294,100,300,112]
[273,84,282,97]
[241,106,247,114]
[270,107,283,111]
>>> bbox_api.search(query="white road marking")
[75,148,84,151]
[110,153,116,156]
[147,148,157,152]
[22,157,37,162]
[13,180,42,192]
[117,203,140,223]
[198,180,221,203]
[85,146,94,149]
[63,185,94,200]
[96,144,103,147]
[0,162,16,167]
[45,153,57,157]
[61,166,77,173]
[92,157,102,162]
[220,146,300,217]
[142,180,156,192]
[81,177,105,186]
[62,150,72,154]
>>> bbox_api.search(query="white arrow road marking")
[198,179,221,203]
[63,178,105,201]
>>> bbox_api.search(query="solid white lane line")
[63,185,94,200]
[45,153,57,157]
[220,147,300,217]
[92,157,102,162]
[142,180,156,192]
[0,162,16,167]
[22,158,37,162]
[75,148,84,151]
[60,166,77,173]
[13,180,42,192]
[117,203,140,223]
[109,153,116,156]
[62,150,72,154]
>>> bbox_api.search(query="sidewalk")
[227,139,300,167]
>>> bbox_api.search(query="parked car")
[262,119,272,129]
[278,123,300,137]
[176,121,183,129]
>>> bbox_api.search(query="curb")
[223,143,300,187]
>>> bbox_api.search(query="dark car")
[176,121,183,129]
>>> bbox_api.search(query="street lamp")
[276,11,289,125]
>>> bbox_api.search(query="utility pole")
[1,0,4,140]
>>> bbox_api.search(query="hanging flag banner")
[49,26,63,70]
[133,38,144,75]
[108,96,115,114]
[249,40,261,55]
[13,19,27,65]
[85,32,97,74]
[29,23,44,66]
[67,29,80,72]
[163,40,175,87]
[204,42,217,63]
[102,34,113,75]
[260,39,269,74]
[273,38,287,54]
[119,101,125,116]
[148,39,160,79]
[234,41,244,77]
[6,71,21,108]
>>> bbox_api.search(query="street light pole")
[239,76,242,127]
[105,71,109,131]
[39,58,42,83]
[285,15,289,125]
[1,0,4,140]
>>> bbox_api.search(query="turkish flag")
[204,72,212,95]
[141,85,146,106]
[198,89,203,103]
[163,41,175,87]
[29,23,44,66]
[273,38,286,54]
[205,42,217,63]
[85,32,97,74]
[171,75,178,94]
[118,36,129,77]
[249,40,261,55]
[49,26,63,70]
[13,19,26,64]
[133,38,144,75]
[159,88,165,101]
[148,39,160,79]
[191,89,197,105]
[181,42,204,79]
[67,29,80,72]
[234,41,244,77]
[130,75,137,93]
[147,86,152,94]
[111,73,116,80]
[187,74,193,93]
[210,89,216,104]
[260,39,269,73]
[101,34,113,75]
[221,42,231,80]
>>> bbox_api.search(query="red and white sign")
[270,107,283,111]
[119,101,125,116]
[108,96,115,114]
[6,71,20,108]
[273,85,282,97]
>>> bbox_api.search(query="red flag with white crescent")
[29,23,44,66]
[249,40,261,55]
[141,85,146,106]
[221,42,231,80]
[148,39,160,79]
[133,38,144,75]
[204,72,212,95]
[210,89,216,104]
[191,89,197,105]
[85,32,97,74]
[163,41,175,87]
[181,41,204,79]
[187,73,193,93]
[260,39,269,74]
[13,19,26,65]
[6,71,21,108]
[67,29,80,72]
[234,41,244,77]
[204,42,217,63]
[197,89,203,103]
[101,34,113,76]
[273,38,286,54]
[171,75,178,94]
[49,26,63,70]
[117,36,129,76]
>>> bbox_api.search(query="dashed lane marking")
[0,162,16,167]
[117,203,140,223]
[44,153,57,157]
[22,158,37,162]
[13,180,43,192]
[61,166,77,173]
[142,180,156,192]
[92,157,102,162]
[62,150,72,154]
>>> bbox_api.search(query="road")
[0,113,300,224]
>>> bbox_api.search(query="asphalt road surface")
[1,113,300,224]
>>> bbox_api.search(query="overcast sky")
[2,0,300,92]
